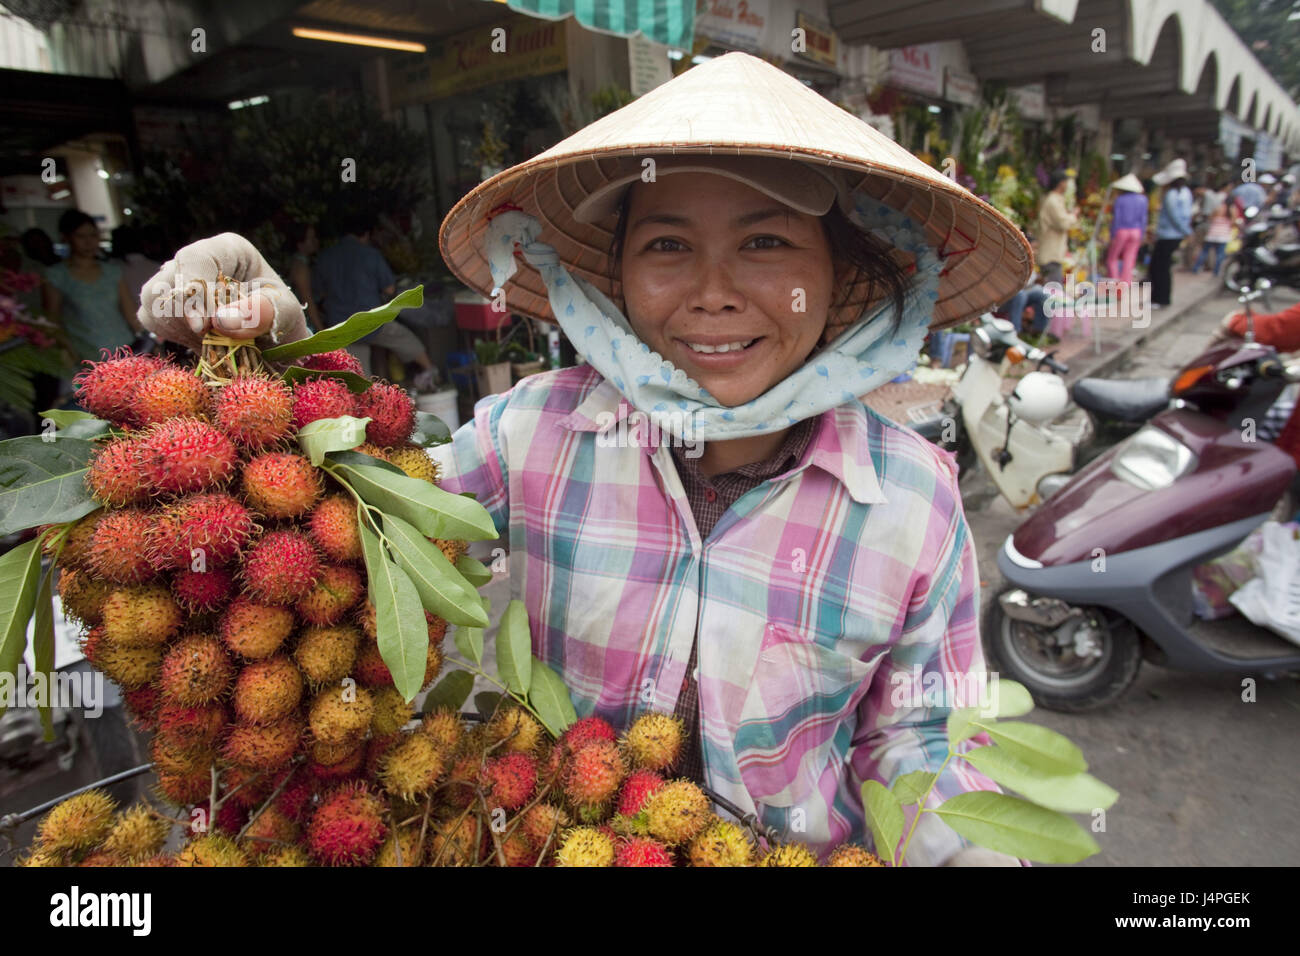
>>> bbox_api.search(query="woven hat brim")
[439,52,1033,332]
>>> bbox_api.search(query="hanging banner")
[629,34,673,96]
[793,11,837,67]
[1009,82,1046,120]
[388,14,567,105]
[694,0,769,52]
[885,44,943,97]
[943,68,979,107]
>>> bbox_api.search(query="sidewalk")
[863,271,1224,424]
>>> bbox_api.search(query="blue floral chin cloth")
[484,190,944,443]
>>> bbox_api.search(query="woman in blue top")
[1148,159,1193,309]
[41,209,141,363]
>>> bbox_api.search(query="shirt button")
[704,488,717,502]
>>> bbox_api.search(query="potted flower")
[503,341,546,382]
[474,339,512,396]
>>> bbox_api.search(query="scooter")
[986,282,1300,711]
[914,314,1081,508]
[1223,205,1300,295]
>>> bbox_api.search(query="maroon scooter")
[986,283,1300,711]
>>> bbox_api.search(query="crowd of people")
[0,207,439,430]
[975,159,1299,352]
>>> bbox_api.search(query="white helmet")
[1007,371,1069,425]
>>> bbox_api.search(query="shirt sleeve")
[848,450,1016,867]
[374,248,396,292]
[1227,301,1300,351]
[432,391,511,539]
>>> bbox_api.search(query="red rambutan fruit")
[232,655,303,725]
[295,564,363,626]
[559,715,618,757]
[171,565,234,612]
[615,836,675,867]
[220,598,295,660]
[156,701,228,749]
[617,768,666,817]
[159,634,234,706]
[306,782,387,866]
[241,452,323,519]
[308,495,363,562]
[85,439,148,506]
[148,493,256,571]
[135,418,238,496]
[86,509,157,584]
[213,374,294,450]
[121,684,162,732]
[563,739,626,811]
[241,530,321,605]
[482,753,537,811]
[299,350,364,375]
[291,377,356,431]
[222,715,304,772]
[132,365,211,425]
[72,348,166,425]
[356,381,416,447]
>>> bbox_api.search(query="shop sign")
[629,34,673,96]
[695,0,769,53]
[943,68,979,107]
[885,44,942,97]
[389,14,567,105]
[793,11,837,67]
[1009,83,1046,120]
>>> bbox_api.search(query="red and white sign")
[695,0,770,52]
[886,44,942,96]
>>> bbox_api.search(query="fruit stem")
[236,762,299,841]
[895,749,954,867]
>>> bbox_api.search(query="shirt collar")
[560,372,887,505]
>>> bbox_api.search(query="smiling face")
[616,173,839,407]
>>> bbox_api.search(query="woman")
[1193,182,1234,277]
[1106,173,1147,286]
[138,53,1029,866]
[1149,159,1193,309]
[42,209,141,363]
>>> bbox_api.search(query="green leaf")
[860,779,905,866]
[296,415,372,466]
[0,436,98,537]
[959,746,1118,814]
[453,624,484,667]
[986,678,1035,719]
[475,691,502,719]
[38,409,97,428]
[892,770,936,807]
[528,657,577,738]
[454,553,493,588]
[409,411,452,447]
[496,600,533,697]
[379,513,489,628]
[327,448,407,476]
[973,720,1087,776]
[53,420,113,440]
[422,669,475,713]
[329,459,497,541]
[931,791,1100,863]
[280,366,373,393]
[0,538,44,720]
[358,510,428,702]
[31,566,56,740]
[262,286,424,361]
[947,707,985,745]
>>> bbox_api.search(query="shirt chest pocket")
[732,622,885,809]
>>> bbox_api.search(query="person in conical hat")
[136,51,1027,867]
[1107,173,1150,285]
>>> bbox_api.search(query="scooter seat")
[1275,244,1300,257]
[1071,377,1170,422]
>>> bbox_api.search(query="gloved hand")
[137,233,310,351]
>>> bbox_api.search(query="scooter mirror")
[1245,205,1260,218]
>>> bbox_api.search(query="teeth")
[687,339,754,354]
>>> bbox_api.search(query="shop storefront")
[686,0,844,93]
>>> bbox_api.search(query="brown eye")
[748,236,789,249]
[646,238,685,252]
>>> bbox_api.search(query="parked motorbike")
[986,282,1300,711]
[913,313,1083,508]
[1223,204,1300,295]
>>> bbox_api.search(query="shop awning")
[489,0,694,50]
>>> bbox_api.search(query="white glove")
[137,232,310,351]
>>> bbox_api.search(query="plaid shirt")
[436,364,1003,866]
[669,416,819,786]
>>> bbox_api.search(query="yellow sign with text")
[389,14,567,105]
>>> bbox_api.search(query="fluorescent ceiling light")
[292,27,426,52]
[96,168,109,179]
[667,49,684,60]
[927,105,942,113]
[229,95,270,110]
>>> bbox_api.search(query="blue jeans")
[1002,287,1050,334]
[1194,241,1226,275]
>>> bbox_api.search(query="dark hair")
[283,219,315,250]
[58,209,96,238]
[1047,170,1068,192]
[341,209,378,237]
[111,224,140,257]
[605,183,911,348]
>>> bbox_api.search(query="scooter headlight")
[1110,426,1196,490]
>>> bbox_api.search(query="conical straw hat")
[439,51,1032,330]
